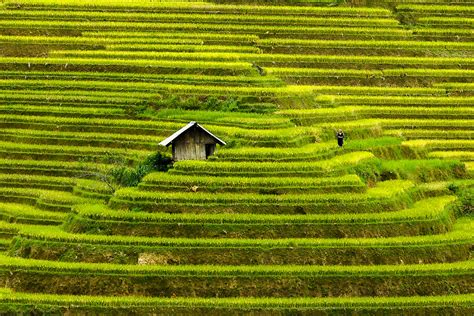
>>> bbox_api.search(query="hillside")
[0,0,472,314]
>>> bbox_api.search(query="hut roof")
[159,121,226,147]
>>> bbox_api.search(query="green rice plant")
[0,10,401,27]
[16,216,473,250]
[73,195,456,226]
[0,291,472,314]
[0,129,161,150]
[3,0,211,10]
[397,5,474,15]
[98,26,411,39]
[278,106,474,125]
[0,141,150,161]
[170,151,376,177]
[213,137,401,161]
[0,113,181,132]
[269,68,474,78]
[0,35,203,45]
[0,79,312,100]
[0,20,404,36]
[258,38,474,50]
[417,17,474,28]
[109,180,414,214]
[106,44,261,53]
[0,57,255,76]
[402,140,474,151]
[381,159,466,182]
[428,151,474,161]
[0,253,471,298]
[139,109,293,129]
[0,114,318,146]
[0,174,75,190]
[139,173,366,194]
[0,202,66,225]
[1,70,283,87]
[411,28,474,36]
[213,141,336,161]
[11,217,472,264]
[13,216,474,248]
[0,187,89,210]
[68,195,458,238]
[1,251,471,276]
[303,85,446,96]
[411,28,474,42]
[0,175,110,199]
[0,88,156,101]
[386,129,474,140]
[379,119,474,130]
[0,78,444,99]
[0,90,143,108]
[0,159,111,177]
[434,82,474,91]
[3,1,391,16]
[83,31,260,43]
[49,50,474,69]
[72,179,115,199]
[333,95,474,107]
[0,105,125,118]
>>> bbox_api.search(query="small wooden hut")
[159,121,226,161]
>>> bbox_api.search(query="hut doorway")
[205,144,216,159]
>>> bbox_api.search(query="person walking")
[337,129,344,147]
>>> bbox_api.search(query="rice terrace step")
[0,0,472,315]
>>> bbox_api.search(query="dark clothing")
[337,132,344,147]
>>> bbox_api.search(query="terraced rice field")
[0,0,472,314]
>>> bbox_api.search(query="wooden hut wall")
[173,126,216,161]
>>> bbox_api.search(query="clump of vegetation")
[110,153,173,188]
[147,95,243,112]
[79,153,172,192]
